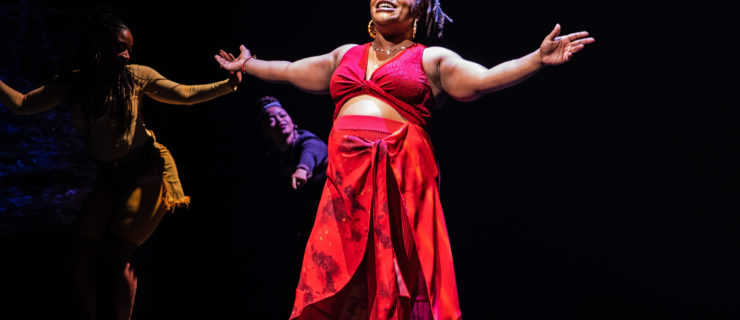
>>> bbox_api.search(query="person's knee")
[112,183,166,246]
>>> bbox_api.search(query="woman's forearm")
[478,49,545,94]
[146,78,235,106]
[242,59,293,84]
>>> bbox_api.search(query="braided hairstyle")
[417,0,452,38]
[77,7,135,144]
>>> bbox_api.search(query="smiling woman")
[217,0,594,319]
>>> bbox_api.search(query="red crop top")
[329,43,436,128]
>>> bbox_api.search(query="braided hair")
[77,7,135,144]
[418,0,452,38]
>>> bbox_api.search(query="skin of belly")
[336,95,408,122]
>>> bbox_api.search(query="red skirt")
[290,115,461,320]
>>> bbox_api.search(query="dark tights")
[70,234,138,320]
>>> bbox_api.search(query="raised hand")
[218,50,242,86]
[540,24,595,66]
[214,45,253,72]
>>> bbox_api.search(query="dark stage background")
[1,0,738,319]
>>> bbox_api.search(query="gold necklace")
[371,41,415,56]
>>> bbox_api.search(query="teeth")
[378,2,395,8]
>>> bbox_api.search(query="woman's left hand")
[540,24,595,66]
[219,50,242,86]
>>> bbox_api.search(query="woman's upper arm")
[431,47,489,102]
[285,44,356,94]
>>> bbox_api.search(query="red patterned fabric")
[290,115,460,320]
[330,43,436,129]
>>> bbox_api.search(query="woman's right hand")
[291,168,308,190]
[214,45,252,72]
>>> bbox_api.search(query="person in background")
[0,8,241,320]
[258,95,328,191]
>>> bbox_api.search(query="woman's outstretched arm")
[0,80,69,115]
[426,24,595,102]
[134,64,239,106]
[215,44,355,94]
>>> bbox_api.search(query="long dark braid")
[418,0,452,38]
[78,8,134,143]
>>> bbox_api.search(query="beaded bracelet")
[241,55,257,73]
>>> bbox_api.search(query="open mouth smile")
[376,0,397,11]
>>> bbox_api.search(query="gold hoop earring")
[412,19,418,38]
[368,20,376,39]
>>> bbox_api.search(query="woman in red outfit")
[217,0,594,319]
